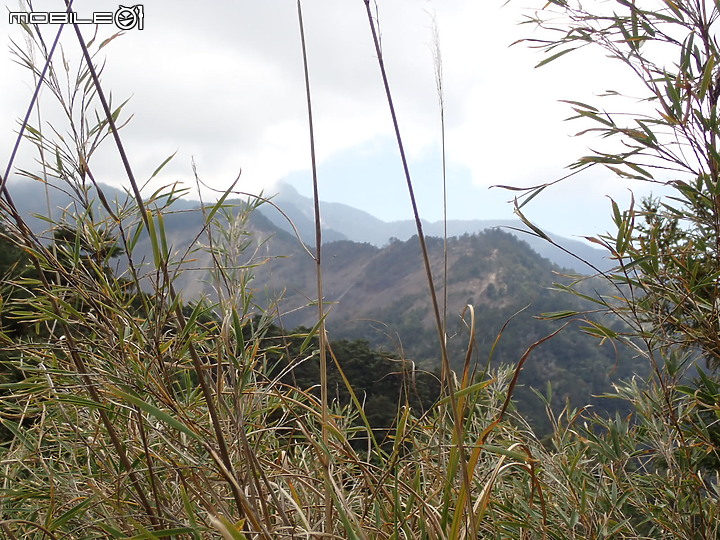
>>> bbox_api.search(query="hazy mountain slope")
[6,178,611,273]
[265,186,350,243]
[254,229,639,432]
[3,178,639,432]
[260,183,612,273]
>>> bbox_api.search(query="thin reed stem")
[297,0,333,534]
[362,2,477,536]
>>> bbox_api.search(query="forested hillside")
[257,229,639,431]
[3,182,639,432]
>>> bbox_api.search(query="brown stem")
[297,1,333,533]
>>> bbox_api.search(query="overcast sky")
[1,1,662,241]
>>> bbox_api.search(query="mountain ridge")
[4,178,612,274]
[2,178,638,433]
[262,182,612,273]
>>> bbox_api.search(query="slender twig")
[296,1,333,534]
[0,2,70,248]
[2,2,72,194]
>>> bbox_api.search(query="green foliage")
[518,0,720,369]
[0,229,32,442]
[509,0,720,534]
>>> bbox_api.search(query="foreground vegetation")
[1,0,720,538]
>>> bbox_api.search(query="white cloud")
[0,0,667,238]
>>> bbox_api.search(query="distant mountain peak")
[5,177,611,274]
[262,182,611,274]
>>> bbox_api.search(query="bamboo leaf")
[49,497,96,529]
[209,515,248,540]
[127,528,201,540]
[514,206,550,241]
[535,47,578,68]
[661,0,684,19]
[538,310,580,320]
[559,99,599,112]
[157,209,169,262]
[300,313,329,353]
[626,162,654,179]
[180,485,203,540]
[111,387,201,441]
[699,53,717,100]
[437,379,494,405]
[145,208,162,266]
[99,524,126,538]
[99,32,123,50]
[149,151,177,181]
[481,444,532,462]
[204,187,235,226]
[574,109,616,127]
[580,321,618,339]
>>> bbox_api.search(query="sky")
[1,0,666,242]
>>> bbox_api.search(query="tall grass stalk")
[296,0,334,534]
[431,15,449,339]
[362,2,478,536]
